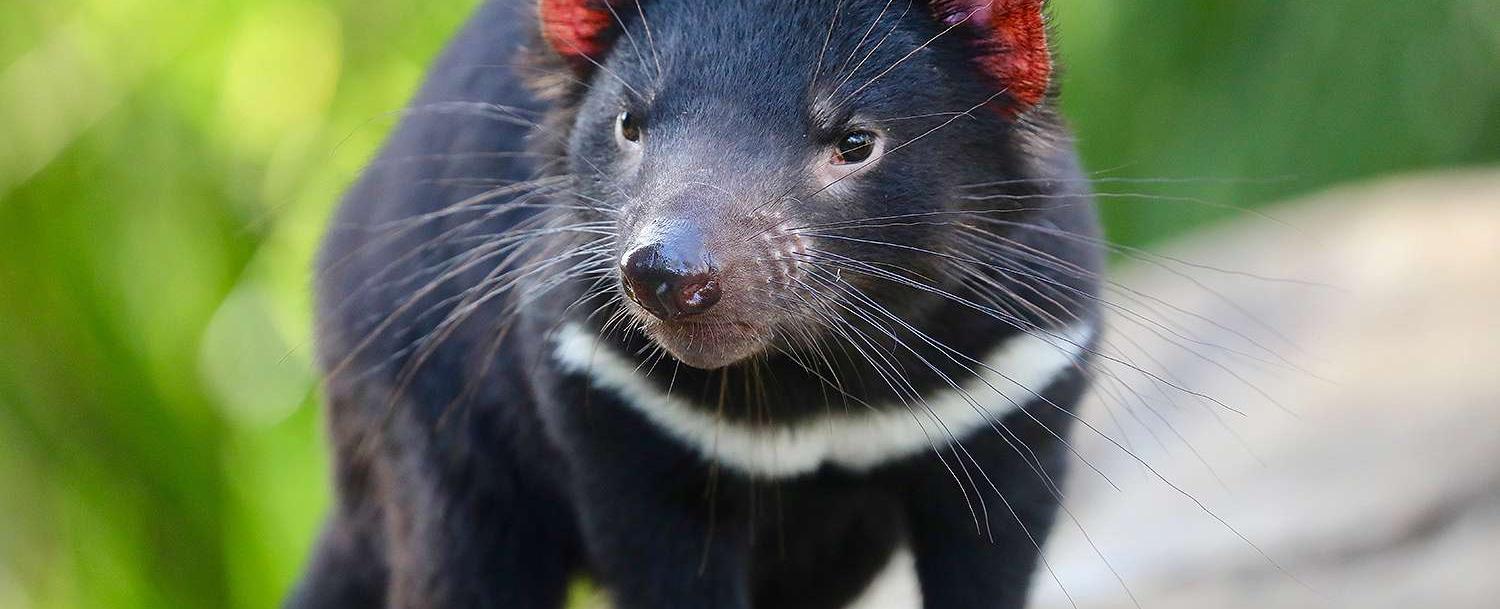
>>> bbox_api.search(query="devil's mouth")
[678,320,756,332]
[645,318,771,369]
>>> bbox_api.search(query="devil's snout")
[620,237,722,321]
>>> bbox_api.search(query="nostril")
[620,244,722,320]
[620,245,662,301]
[677,276,721,314]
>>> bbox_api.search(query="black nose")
[620,243,722,320]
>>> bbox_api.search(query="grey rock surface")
[1032,170,1500,609]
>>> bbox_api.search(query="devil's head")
[530,0,1062,369]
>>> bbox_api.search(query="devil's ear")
[539,0,621,70]
[927,0,1052,115]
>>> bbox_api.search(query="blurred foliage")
[0,1,1495,608]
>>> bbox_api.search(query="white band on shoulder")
[552,323,1094,479]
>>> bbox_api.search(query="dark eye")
[831,130,877,165]
[616,110,642,145]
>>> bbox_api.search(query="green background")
[1,1,1496,607]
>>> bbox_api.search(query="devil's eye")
[616,110,642,145]
[831,131,877,165]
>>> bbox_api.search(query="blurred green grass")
[0,1,1495,608]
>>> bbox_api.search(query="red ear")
[539,0,619,68]
[930,0,1052,114]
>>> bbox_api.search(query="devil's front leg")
[558,400,754,609]
[901,400,1078,609]
[376,402,582,609]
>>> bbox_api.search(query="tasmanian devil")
[288,0,1103,607]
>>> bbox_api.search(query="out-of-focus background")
[0,2,1496,608]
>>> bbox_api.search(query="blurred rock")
[1032,170,1500,609]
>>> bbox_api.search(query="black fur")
[288,1,1102,608]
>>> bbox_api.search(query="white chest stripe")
[552,323,1094,478]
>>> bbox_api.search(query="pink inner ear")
[540,0,616,65]
[933,0,1052,115]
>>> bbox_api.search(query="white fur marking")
[552,323,1093,478]
[844,547,922,609]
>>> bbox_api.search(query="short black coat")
[287,1,1102,608]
